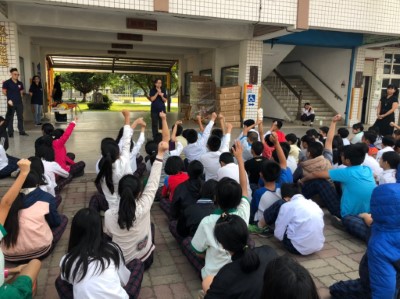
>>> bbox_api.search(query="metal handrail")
[280,60,344,101]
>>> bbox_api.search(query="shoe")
[331,215,346,232]
[35,123,42,126]
[248,224,274,238]
[309,123,313,127]
[10,169,20,178]
[302,123,306,126]
[19,132,29,136]
[257,226,274,238]
[248,224,264,234]
[8,134,13,138]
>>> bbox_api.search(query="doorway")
[361,76,372,124]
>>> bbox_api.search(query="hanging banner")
[242,83,260,120]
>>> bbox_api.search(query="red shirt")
[162,172,189,202]
[53,122,76,172]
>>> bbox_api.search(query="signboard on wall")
[0,25,8,67]
[242,83,260,120]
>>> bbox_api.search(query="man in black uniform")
[2,68,28,137]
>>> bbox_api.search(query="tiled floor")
[2,111,365,299]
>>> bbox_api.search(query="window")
[221,65,239,87]
[200,69,212,78]
[381,53,400,96]
[184,72,193,96]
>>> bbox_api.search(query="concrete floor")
[8,110,344,173]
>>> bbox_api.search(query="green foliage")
[62,72,112,101]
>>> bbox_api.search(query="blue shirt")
[258,167,293,188]
[329,165,376,217]
[150,88,166,113]
[2,79,24,105]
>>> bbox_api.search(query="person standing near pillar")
[52,75,67,122]
[149,78,167,138]
[29,75,43,126]
[2,68,28,137]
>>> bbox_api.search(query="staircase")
[264,75,338,123]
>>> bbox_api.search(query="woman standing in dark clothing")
[374,84,399,136]
[149,79,167,138]
[29,76,43,126]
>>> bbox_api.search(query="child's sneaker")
[257,226,274,238]
[248,224,264,234]
[10,169,20,178]
[248,224,274,238]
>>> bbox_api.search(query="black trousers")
[301,113,315,123]
[7,104,25,135]
[151,112,162,139]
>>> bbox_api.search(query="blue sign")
[248,94,256,106]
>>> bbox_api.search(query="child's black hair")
[243,119,255,127]
[247,131,258,143]
[260,160,281,182]
[307,141,324,159]
[261,256,319,299]
[382,135,395,147]
[306,128,320,139]
[281,183,301,199]
[381,151,400,169]
[319,126,329,136]
[214,214,260,273]
[211,128,223,139]
[394,129,400,137]
[343,144,366,166]
[300,135,314,148]
[115,127,134,152]
[338,128,350,139]
[363,131,377,144]
[42,123,55,135]
[264,134,274,147]
[219,152,234,165]
[215,178,242,210]
[352,122,364,132]
[272,142,289,163]
[274,120,283,129]
[285,133,298,146]
[185,129,198,144]
[207,135,221,152]
[164,156,185,175]
[171,123,183,137]
[51,129,64,140]
[251,141,264,156]
[145,140,158,165]
[187,160,204,180]
[200,179,218,199]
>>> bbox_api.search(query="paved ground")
[1,111,366,298]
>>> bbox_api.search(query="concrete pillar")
[0,22,19,126]
[348,48,365,126]
[238,40,263,121]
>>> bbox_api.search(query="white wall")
[17,33,32,89]
[277,46,351,114]
[262,44,295,79]
[261,85,291,121]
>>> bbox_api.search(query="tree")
[62,72,111,102]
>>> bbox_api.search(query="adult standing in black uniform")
[52,75,66,122]
[374,84,399,136]
[29,75,43,126]
[149,78,167,139]
[2,68,28,137]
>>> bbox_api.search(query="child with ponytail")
[103,140,170,269]
[202,214,277,298]
[91,111,140,212]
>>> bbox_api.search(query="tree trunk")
[82,93,87,103]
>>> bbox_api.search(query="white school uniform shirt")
[118,128,145,173]
[254,187,281,221]
[199,133,231,181]
[376,146,394,164]
[287,156,297,174]
[302,108,315,116]
[351,132,364,144]
[191,196,250,279]
[274,194,325,255]
[216,162,252,199]
[60,247,130,299]
[99,125,133,210]
[104,159,162,263]
[183,120,214,163]
[362,154,383,177]
[42,160,69,196]
[0,145,8,171]
[379,169,397,185]
[342,138,350,146]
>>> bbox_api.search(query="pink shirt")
[53,122,76,172]
[2,201,53,259]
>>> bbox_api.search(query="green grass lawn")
[77,103,178,112]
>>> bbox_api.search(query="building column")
[0,22,19,123]
[348,48,365,126]
[238,40,263,121]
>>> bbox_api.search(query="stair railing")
[263,69,303,120]
[280,60,344,102]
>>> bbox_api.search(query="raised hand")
[159,111,167,119]
[332,114,342,123]
[270,132,278,144]
[232,140,243,159]
[17,159,31,176]
[158,141,169,153]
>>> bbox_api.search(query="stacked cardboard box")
[189,77,216,119]
[216,85,241,127]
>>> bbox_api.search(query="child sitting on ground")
[351,122,364,144]
[245,141,266,191]
[161,156,189,202]
[115,117,146,176]
[338,127,350,146]
[285,133,301,163]
[0,159,42,299]
[274,183,325,255]
[0,144,19,179]
[190,141,250,280]
[379,151,400,184]
[362,131,378,158]
[51,117,85,177]
[183,113,217,163]
[376,135,395,163]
